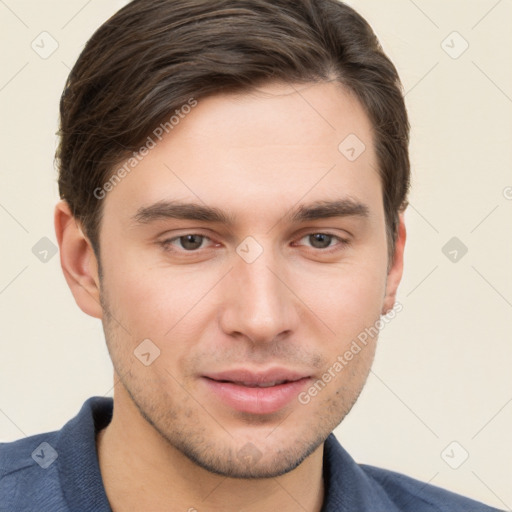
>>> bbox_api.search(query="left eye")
[165,234,210,251]
[298,233,340,249]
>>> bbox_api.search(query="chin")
[169,429,328,479]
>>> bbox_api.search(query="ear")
[54,200,102,318]
[382,213,406,314]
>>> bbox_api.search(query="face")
[76,81,404,478]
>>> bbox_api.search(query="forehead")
[102,81,381,228]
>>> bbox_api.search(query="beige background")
[1,0,511,509]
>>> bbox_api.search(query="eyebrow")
[132,198,369,226]
[288,198,369,223]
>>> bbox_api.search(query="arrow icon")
[440,441,469,469]
[237,442,262,464]
[31,441,58,468]
[236,236,263,263]
[441,31,469,59]
[134,339,161,366]
[32,237,58,262]
[338,134,365,161]
[442,237,468,263]
[31,31,59,60]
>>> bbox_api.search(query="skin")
[55,81,406,512]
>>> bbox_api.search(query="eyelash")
[160,232,350,255]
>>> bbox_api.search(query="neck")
[96,385,325,512]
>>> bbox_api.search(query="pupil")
[181,235,203,250]
[310,233,331,249]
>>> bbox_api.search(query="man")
[0,0,504,510]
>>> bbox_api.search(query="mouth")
[201,369,311,415]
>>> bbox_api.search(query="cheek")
[102,252,221,344]
[286,259,388,358]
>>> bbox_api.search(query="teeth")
[258,381,276,388]
[240,380,287,388]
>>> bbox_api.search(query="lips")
[202,368,311,415]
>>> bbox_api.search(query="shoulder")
[0,396,112,512]
[360,463,504,512]
[323,434,504,512]
[0,431,67,511]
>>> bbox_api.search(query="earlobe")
[382,213,406,315]
[54,200,103,319]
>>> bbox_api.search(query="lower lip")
[202,377,311,415]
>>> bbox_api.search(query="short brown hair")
[57,0,409,261]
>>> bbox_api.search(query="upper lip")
[203,368,311,387]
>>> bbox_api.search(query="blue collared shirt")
[0,397,504,511]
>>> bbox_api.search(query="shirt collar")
[321,433,394,511]
[56,396,113,511]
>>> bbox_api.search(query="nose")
[218,244,300,345]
